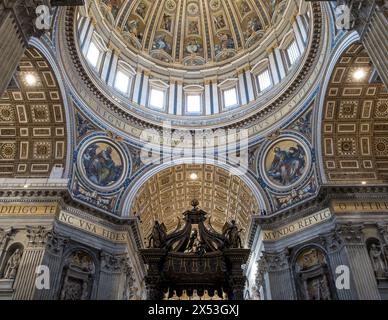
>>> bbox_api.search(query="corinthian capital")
[336,223,365,244]
[0,227,14,247]
[262,249,290,272]
[45,230,69,256]
[26,225,50,247]
[100,252,132,273]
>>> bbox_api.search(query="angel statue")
[147,221,167,248]
[222,220,243,248]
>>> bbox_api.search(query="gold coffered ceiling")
[322,43,388,183]
[0,48,67,178]
[131,164,260,240]
[98,0,283,66]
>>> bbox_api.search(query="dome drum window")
[148,79,169,111]
[84,33,107,73]
[86,42,101,69]
[186,94,202,114]
[218,79,240,110]
[113,62,135,96]
[286,40,301,68]
[257,69,272,93]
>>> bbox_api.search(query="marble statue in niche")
[265,140,307,187]
[81,141,124,187]
[2,248,23,279]
[294,248,334,300]
[367,240,387,277]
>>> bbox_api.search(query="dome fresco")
[98,0,286,68]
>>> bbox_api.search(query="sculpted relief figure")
[60,279,83,300]
[3,248,23,280]
[306,276,331,300]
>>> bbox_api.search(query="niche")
[58,250,95,300]
[366,237,387,278]
[0,243,23,281]
[293,247,336,300]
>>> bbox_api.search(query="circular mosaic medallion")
[79,139,127,190]
[261,138,310,189]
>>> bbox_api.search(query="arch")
[120,158,268,245]
[318,38,388,184]
[291,245,337,300]
[314,31,360,183]
[29,37,76,179]
[0,44,71,181]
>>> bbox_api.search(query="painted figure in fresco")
[152,35,172,54]
[188,21,199,35]
[268,144,306,186]
[245,17,262,39]
[136,2,147,19]
[186,39,201,54]
[214,15,226,30]
[162,14,172,32]
[215,33,234,55]
[3,249,22,279]
[82,143,123,187]
[125,19,143,41]
[102,0,123,19]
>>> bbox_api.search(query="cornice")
[247,185,388,247]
